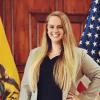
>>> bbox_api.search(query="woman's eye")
[48,25,63,29]
[58,26,63,29]
[49,26,54,28]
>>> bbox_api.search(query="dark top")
[37,55,62,100]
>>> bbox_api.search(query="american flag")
[79,0,100,65]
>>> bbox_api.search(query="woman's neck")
[48,43,62,58]
[52,43,62,53]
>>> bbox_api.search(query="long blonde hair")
[29,11,78,94]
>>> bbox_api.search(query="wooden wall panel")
[30,13,48,48]
[31,0,55,12]
[29,14,37,49]
[64,0,91,14]
[0,0,3,18]
[13,0,30,66]
[72,23,82,44]
[36,23,45,46]
[54,0,63,11]
[4,0,13,51]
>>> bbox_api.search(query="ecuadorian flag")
[0,18,20,100]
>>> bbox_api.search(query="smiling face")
[47,16,64,44]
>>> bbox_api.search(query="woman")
[19,11,100,100]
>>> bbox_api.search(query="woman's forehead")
[48,16,62,25]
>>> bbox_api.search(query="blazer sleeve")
[19,48,38,100]
[78,49,100,100]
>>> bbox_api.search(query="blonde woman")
[19,11,100,100]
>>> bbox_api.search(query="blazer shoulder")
[76,47,87,56]
[30,47,41,54]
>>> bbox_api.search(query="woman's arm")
[78,50,100,100]
[19,48,38,100]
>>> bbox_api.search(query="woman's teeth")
[53,34,59,37]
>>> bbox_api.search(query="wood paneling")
[4,0,13,51]
[72,23,82,44]
[13,0,30,66]
[0,0,3,18]
[64,0,91,14]
[57,0,63,11]
[0,0,91,80]
[37,23,45,46]
[31,0,55,12]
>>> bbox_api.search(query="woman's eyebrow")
[57,25,63,27]
[48,24,62,26]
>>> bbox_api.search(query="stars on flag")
[98,51,100,56]
[92,7,97,12]
[91,16,95,21]
[95,0,99,4]
[79,0,100,65]
[85,41,90,46]
[96,59,100,64]
[98,17,100,22]
[87,32,92,37]
[93,41,97,47]
[79,41,82,45]
[94,33,99,38]
[89,24,94,29]
[96,26,100,30]
[91,49,95,55]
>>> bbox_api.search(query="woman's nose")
[53,27,58,32]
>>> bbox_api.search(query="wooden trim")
[11,0,14,56]
[30,12,87,23]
